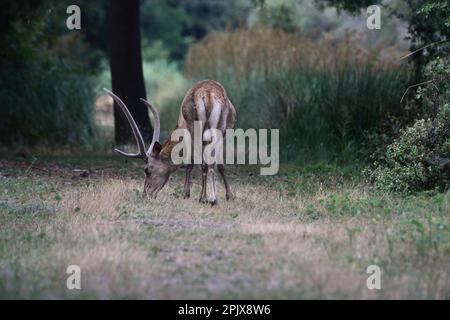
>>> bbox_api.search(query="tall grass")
[96,58,189,139]
[0,59,95,146]
[184,27,411,161]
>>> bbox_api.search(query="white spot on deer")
[196,97,207,129]
[203,97,222,142]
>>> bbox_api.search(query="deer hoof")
[210,199,217,207]
[183,192,190,199]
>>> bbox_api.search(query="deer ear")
[151,142,162,155]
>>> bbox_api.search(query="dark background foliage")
[0,0,448,191]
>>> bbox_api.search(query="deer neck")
[158,129,183,168]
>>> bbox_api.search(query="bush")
[0,1,96,147]
[0,59,95,146]
[368,58,450,193]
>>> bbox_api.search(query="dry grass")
[184,26,402,79]
[0,158,449,299]
[182,26,410,158]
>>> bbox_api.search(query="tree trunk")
[109,0,151,144]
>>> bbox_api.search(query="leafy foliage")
[140,0,251,61]
[314,0,375,14]
[368,59,450,193]
[0,0,95,146]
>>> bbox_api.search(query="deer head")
[103,89,175,198]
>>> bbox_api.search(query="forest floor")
[0,152,449,299]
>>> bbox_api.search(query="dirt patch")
[129,218,238,230]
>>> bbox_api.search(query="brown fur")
[110,80,236,204]
[160,80,236,159]
[147,80,236,204]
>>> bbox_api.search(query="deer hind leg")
[199,163,208,203]
[206,98,223,206]
[204,140,218,206]
[207,164,217,206]
[204,131,219,206]
[218,164,233,200]
[200,163,217,206]
[183,164,194,199]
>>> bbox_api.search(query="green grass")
[0,58,95,146]
[0,153,448,299]
[189,63,410,162]
[184,27,411,162]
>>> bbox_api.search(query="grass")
[0,59,95,146]
[184,27,411,160]
[0,152,448,299]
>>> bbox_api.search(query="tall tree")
[110,0,151,144]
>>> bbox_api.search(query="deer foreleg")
[218,164,233,200]
[183,164,194,199]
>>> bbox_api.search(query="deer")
[103,80,236,206]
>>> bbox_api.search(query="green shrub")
[368,58,450,193]
[0,59,95,146]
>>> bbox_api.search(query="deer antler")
[140,98,160,155]
[103,88,147,160]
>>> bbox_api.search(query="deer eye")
[144,167,150,175]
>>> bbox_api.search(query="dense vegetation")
[0,0,448,189]
[368,58,450,193]
[0,1,96,145]
[319,0,449,194]
[184,27,410,160]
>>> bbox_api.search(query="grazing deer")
[104,80,236,205]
